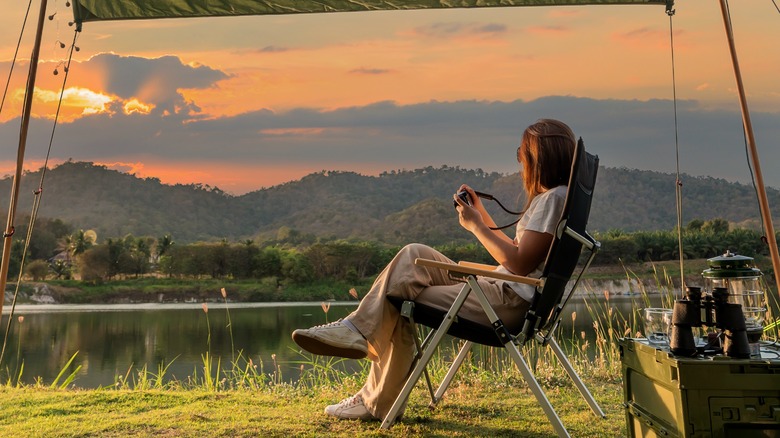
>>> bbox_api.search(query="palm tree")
[156,234,174,260]
[68,229,95,257]
[50,260,72,280]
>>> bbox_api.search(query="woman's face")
[516,145,524,172]
[517,139,531,165]
[517,141,533,176]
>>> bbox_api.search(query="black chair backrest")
[531,138,599,331]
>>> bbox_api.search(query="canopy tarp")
[71,0,669,23]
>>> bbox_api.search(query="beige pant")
[347,243,530,420]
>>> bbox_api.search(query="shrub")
[24,259,49,281]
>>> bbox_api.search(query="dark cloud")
[413,22,507,38]
[258,46,289,53]
[349,67,393,75]
[620,27,655,39]
[4,96,778,190]
[475,23,507,34]
[84,53,229,116]
[526,25,569,35]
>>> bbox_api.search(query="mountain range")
[2,161,778,244]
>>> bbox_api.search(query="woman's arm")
[454,194,551,275]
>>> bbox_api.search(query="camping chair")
[381,138,604,438]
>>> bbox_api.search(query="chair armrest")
[458,261,497,271]
[415,258,544,287]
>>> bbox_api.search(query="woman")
[292,118,576,421]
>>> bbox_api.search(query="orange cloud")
[123,99,154,115]
[0,159,60,179]
[22,86,114,120]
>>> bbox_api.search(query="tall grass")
[50,351,81,389]
[13,316,24,387]
[221,288,235,361]
[114,358,179,390]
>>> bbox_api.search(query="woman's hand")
[454,185,486,233]
[454,194,484,233]
[455,184,496,231]
[457,184,485,210]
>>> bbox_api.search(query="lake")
[2,296,659,388]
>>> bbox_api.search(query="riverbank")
[6,278,375,305]
[0,377,625,437]
[6,259,711,305]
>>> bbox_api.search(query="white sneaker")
[324,394,374,420]
[292,320,368,359]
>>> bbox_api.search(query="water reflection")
[3,297,656,388]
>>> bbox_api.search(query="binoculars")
[670,286,750,358]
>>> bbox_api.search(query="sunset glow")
[0,3,778,193]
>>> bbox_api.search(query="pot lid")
[703,250,762,278]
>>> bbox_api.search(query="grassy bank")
[37,278,375,304]
[0,370,625,437]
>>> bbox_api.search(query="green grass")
[0,376,624,437]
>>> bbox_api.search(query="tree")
[50,259,72,280]
[124,235,152,277]
[228,240,259,279]
[158,255,174,278]
[21,217,73,261]
[281,250,314,283]
[180,244,212,278]
[686,219,704,231]
[256,246,283,278]
[596,235,639,265]
[24,259,49,281]
[701,218,730,234]
[79,245,111,283]
[276,226,299,243]
[8,239,25,278]
[155,234,174,261]
[68,229,96,257]
[208,240,230,279]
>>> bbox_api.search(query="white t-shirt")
[493,185,567,301]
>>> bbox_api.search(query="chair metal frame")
[380,139,604,437]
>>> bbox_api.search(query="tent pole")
[718,0,780,298]
[0,0,49,316]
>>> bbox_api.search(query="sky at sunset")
[1,1,779,195]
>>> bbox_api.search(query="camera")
[453,190,472,207]
[670,286,750,358]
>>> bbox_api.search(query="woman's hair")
[517,118,576,209]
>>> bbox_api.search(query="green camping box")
[620,338,780,437]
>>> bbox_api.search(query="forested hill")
[2,161,778,244]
